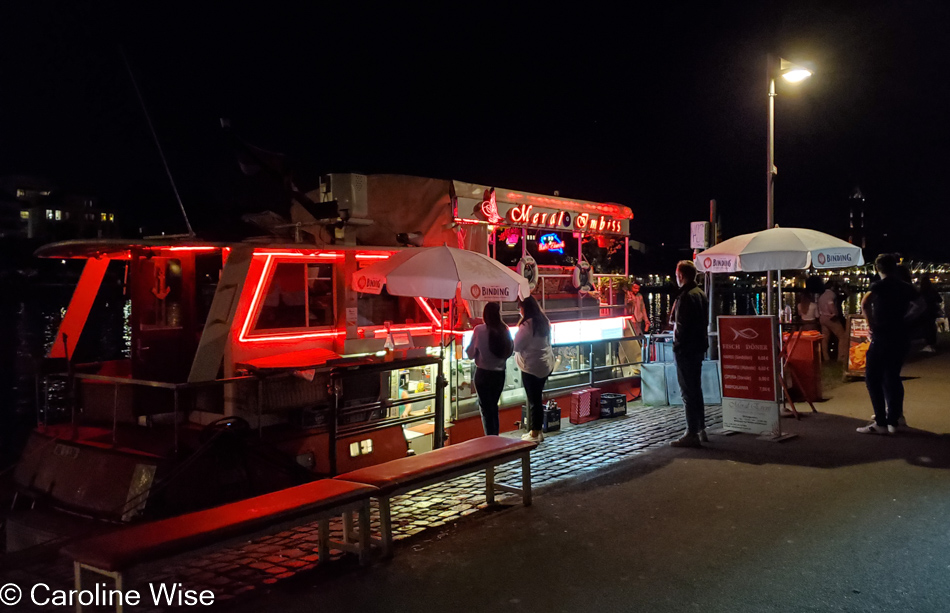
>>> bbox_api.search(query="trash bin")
[783,331,823,402]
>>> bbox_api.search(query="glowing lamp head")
[782,69,813,83]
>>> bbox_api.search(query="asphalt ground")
[228,346,950,613]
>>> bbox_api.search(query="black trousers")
[675,349,705,434]
[924,319,938,348]
[521,371,549,431]
[865,340,906,426]
[474,367,506,436]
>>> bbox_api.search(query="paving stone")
[3,402,720,611]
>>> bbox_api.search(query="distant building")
[848,186,866,249]
[0,176,117,241]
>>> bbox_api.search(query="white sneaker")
[868,415,908,428]
[887,425,898,434]
[922,345,936,353]
[856,422,891,435]
[521,431,544,443]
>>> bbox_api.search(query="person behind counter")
[797,279,821,332]
[515,296,554,443]
[465,302,514,436]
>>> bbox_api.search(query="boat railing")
[38,372,262,454]
[39,355,445,472]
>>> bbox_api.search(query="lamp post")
[766,54,813,315]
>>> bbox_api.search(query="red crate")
[570,388,601,425]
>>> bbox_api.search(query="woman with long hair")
[797,290,820,331]
[465,302,514,435]
[514,296,554,443]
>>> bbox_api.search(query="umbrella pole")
[435,298,446,449]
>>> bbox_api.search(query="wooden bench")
[334,435,537,557]
[63,479,377,613]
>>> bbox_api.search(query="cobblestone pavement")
[2,402,721,611]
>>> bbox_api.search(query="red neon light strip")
[165,246,219,252]
[238,254,347,343]
[415,296,442,327]
[238,255,274,342]
[372,325,437,335]
[251,251,391,261]
[242,330,346,343]
[503,192,633,220]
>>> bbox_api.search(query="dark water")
[1,264,129,466]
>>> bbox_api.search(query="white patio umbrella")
[352,245,529,301]
[353,246,528,445]
[695,227,864,273]
[694,227,864,421]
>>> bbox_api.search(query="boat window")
[307,263,334,327]
[254,262,335,331]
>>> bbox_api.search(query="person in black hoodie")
[670,260,709,448]
[857,254,921,435]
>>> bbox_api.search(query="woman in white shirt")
[465,302,513,435]
[514,296,554,443]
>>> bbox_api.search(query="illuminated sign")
[573,213,622,234]
[538,233,565,254]
[460,316,629,350]
[506,204,621,234]
[479,188,504,224]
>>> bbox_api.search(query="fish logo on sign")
[357,276,367,290]
[704,257,712,269]
[817,252,826,265]
[470,284,481,299]
[731,328,760,341]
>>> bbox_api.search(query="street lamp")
[766,54,813,315]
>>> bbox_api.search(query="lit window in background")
[109,213,114,222]
[19,210,29,220]
[54,210,62,220]
[100,212,107,221]
[46,209,53,220]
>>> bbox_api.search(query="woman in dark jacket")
[465,302,514,435]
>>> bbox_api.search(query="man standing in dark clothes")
[858,254,921,435]
[670,260,709,448]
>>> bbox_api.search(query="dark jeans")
[865,340,907,426]
[521,371,549,431]
[474,367,506,436]
[675,349,705,434]
[924,319,938,348]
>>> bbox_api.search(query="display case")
[450,316,641,422]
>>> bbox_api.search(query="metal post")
[434,359,445,449]
[43,375,49,429]
[766,54,777,316]
[35,373,42,430]
[112,383,119,447]
[624,236,629,277]
[172,388,179,455]
[708,199,718,360]
[330,376,340,475]
[257,377,264,438]
[588,345,595,386]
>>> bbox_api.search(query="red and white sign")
[353,272,385,294]
[462,283,512,301]
[718,315,780,434]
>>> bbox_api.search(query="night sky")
[3,2,949,262]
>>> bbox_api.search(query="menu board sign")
[718,316,780,435]
[845,315,870,377]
